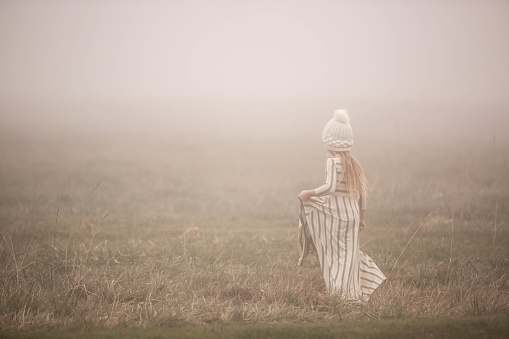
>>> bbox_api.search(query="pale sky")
[1,0,508,106]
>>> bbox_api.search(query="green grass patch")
[2,315,508,339]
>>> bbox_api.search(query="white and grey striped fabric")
[298,157,385,301]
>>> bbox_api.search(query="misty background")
[1,0,508,143]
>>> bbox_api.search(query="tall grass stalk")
[386,209,439,281]
[446,209,454,281]
[493,197,498,245]
[53,209,59,247]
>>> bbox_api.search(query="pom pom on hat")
[334,109,350,124]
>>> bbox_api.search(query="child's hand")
[359,220,366,231]
[298,190,315,201]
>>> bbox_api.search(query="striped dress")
[298,156,385,301]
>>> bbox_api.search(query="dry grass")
[0,137,508,333]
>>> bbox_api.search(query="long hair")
[330,151,369,199]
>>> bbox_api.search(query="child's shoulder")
[327,157,342,165]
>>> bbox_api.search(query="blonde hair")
[330,151,369,199]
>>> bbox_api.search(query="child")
[297,109,385,301]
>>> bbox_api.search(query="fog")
[1,0,508,143]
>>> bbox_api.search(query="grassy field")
[0,136,508,337]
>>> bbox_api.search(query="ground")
[0,136,508,338]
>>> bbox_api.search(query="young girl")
[297,109,385,301]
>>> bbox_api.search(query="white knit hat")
[322,109,353,151]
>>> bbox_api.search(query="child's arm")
[359,208,366,231]
[298,158,336,201]
[359,194,367,231]
[314,158,337,196]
